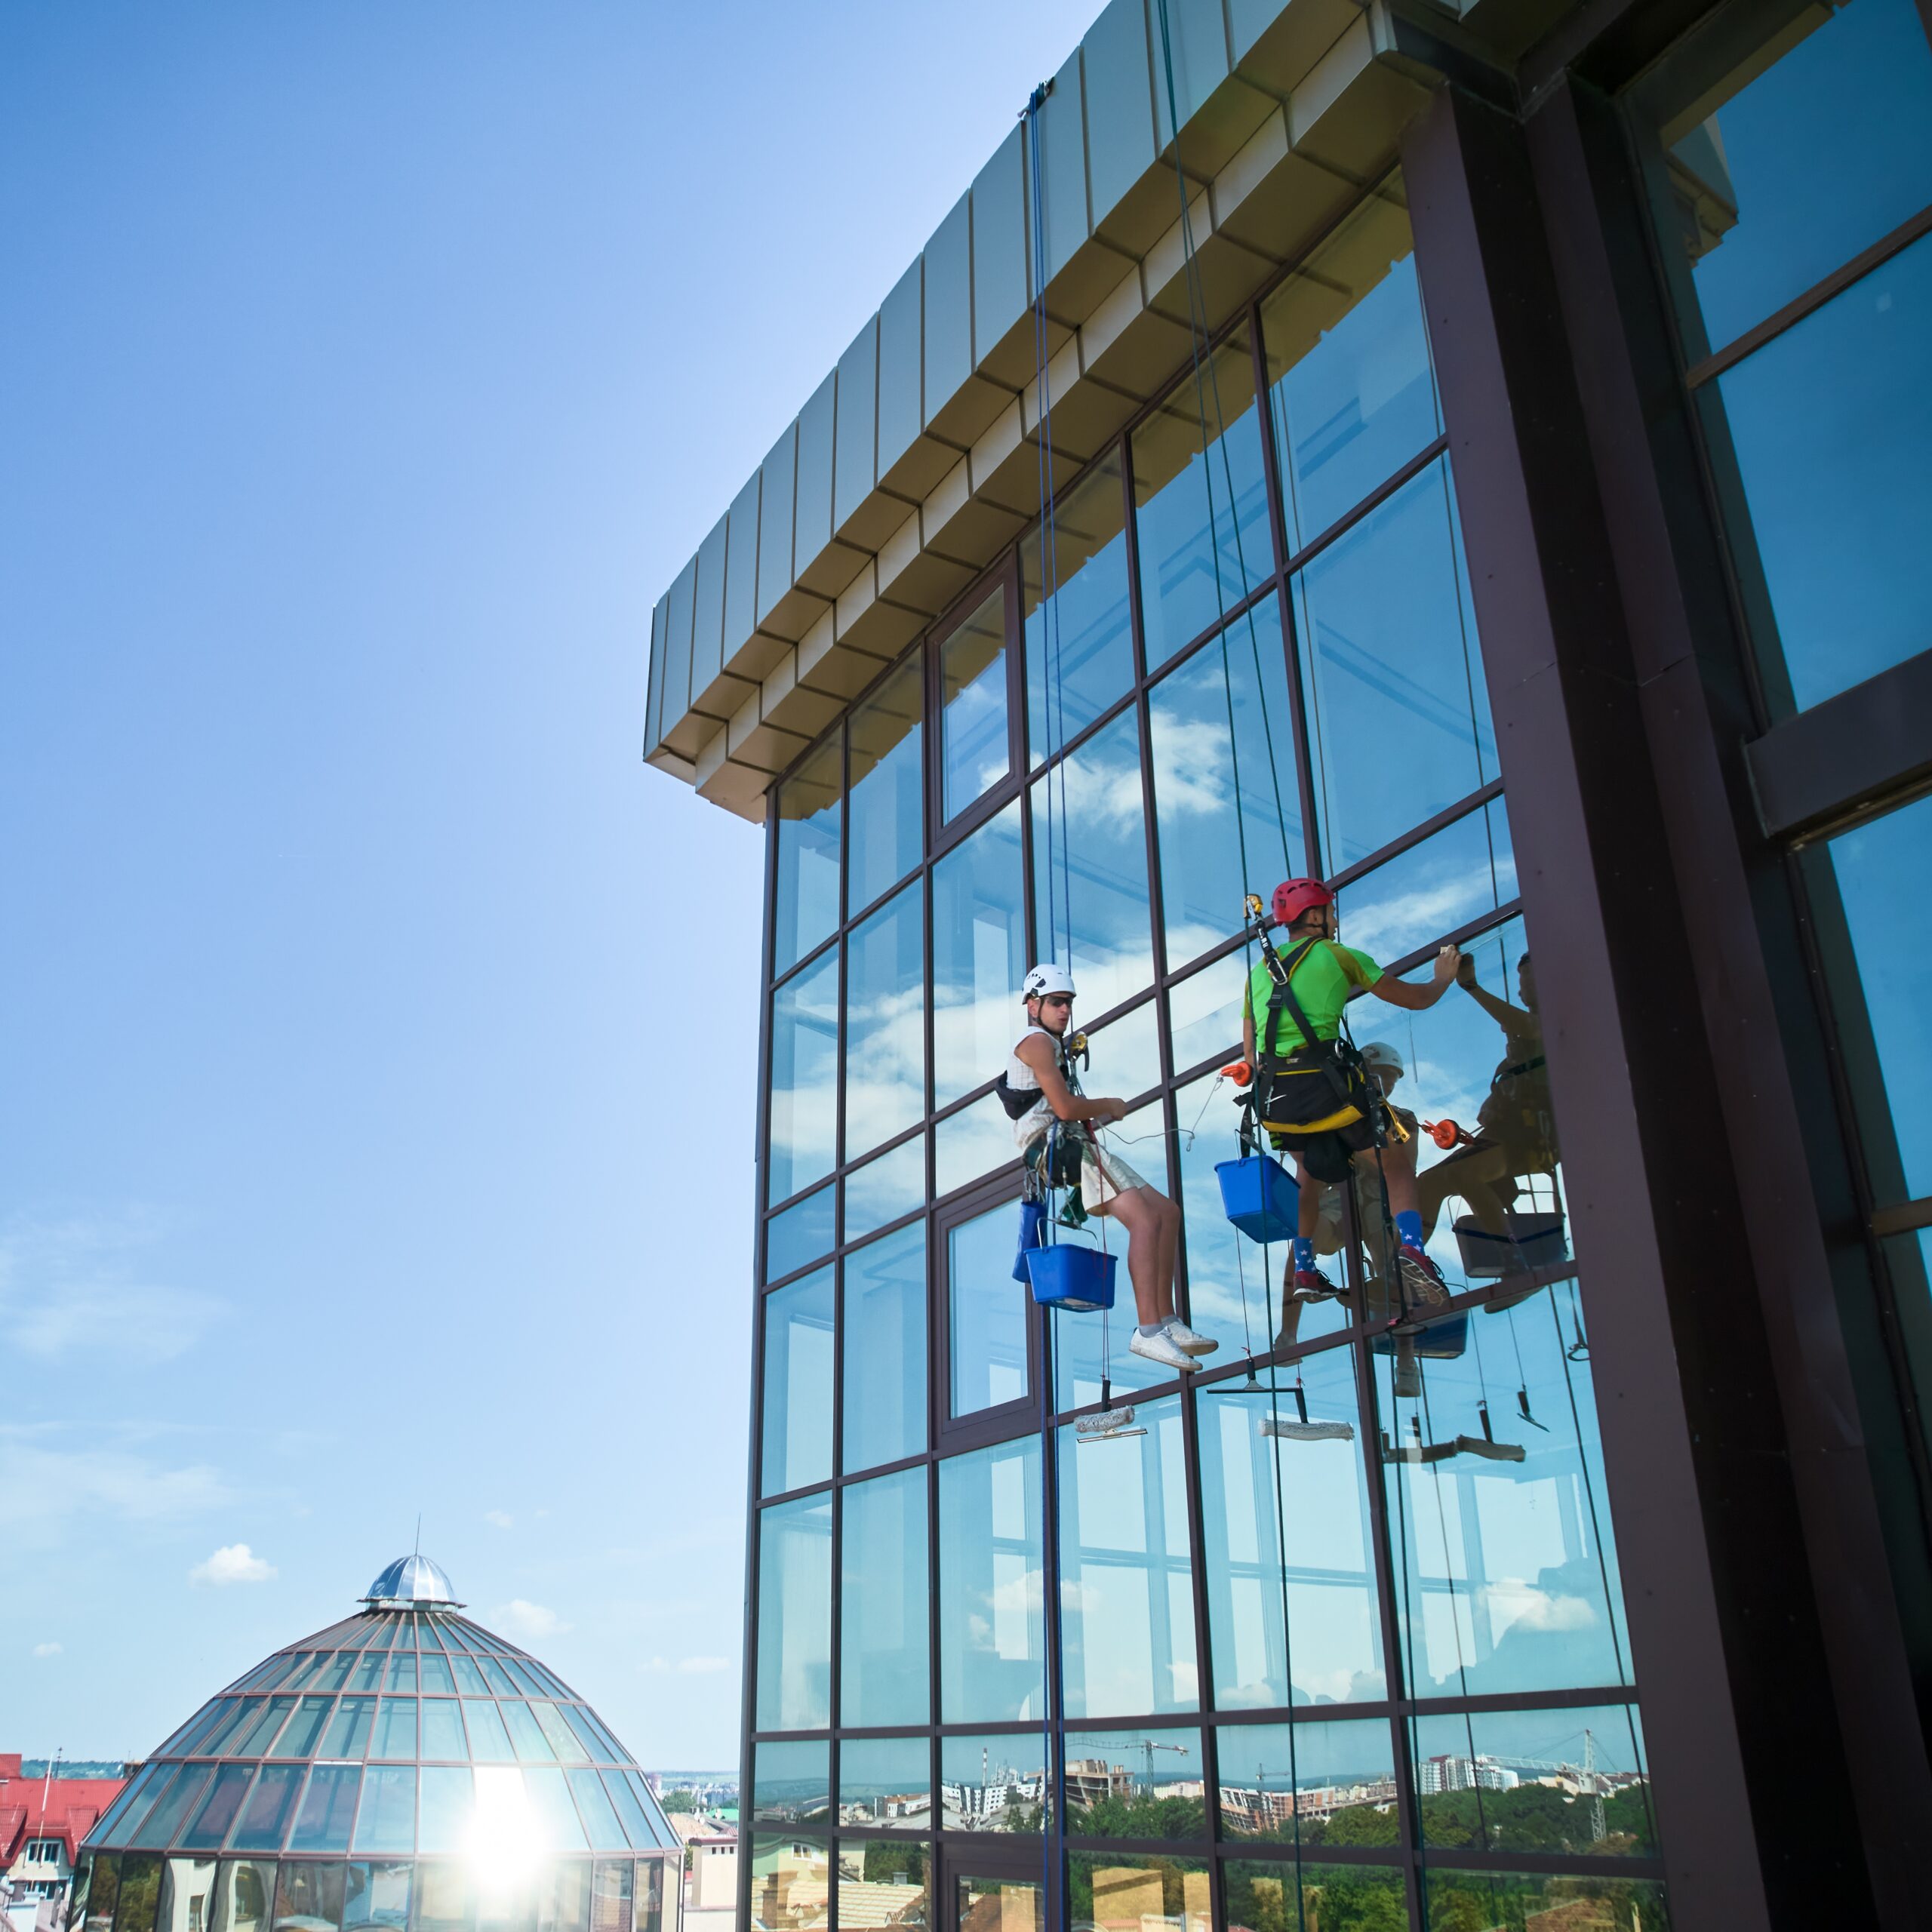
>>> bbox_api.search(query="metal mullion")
[1684,201,1932,390]
[771,924,841,996]
[1402,1683,1637,1718]
[1380,899,1524,977]
[1325,778,1506,894]
[1279,432,1453,583]
[758,1477,840,1512]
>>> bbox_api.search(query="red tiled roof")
[0,1768,128,1872]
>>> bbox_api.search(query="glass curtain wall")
[750,174,1663,1932]
[1629,0,1932,1482]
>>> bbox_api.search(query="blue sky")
[1,0,1100,1770]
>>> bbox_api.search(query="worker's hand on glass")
[1093,1096,1128,1125]
[1456,952,1478,991]
[1432,943,1463,983]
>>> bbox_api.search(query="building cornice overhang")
[644,0,1519,822]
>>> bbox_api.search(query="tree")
[662,1790,697,1814]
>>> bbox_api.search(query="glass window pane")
[938,1435,1044,1721]
[848,657,924,913]
[940,587,1011,820]
[533,1857,587,1932]
[768,948,839,1208]
[385,1654,417,1694]
[500,1703,555,1763]
[600,1773,658,1851]
[348,1653,386,1694]
[1024,452,1134,763]
[420,1700,468,1761]
[1641,0,1932,355]
[934,1091,1014,1199]
[503,1660,547,1700]
[947,1199,1029,1417]
[450,1657,490,1697]
[1227,1860,1401,1929]
[836,1845,927,1932]
[838,1737,931,1829]
[210,1864,269,1932]
[1424,1869,1666,1927]
[315,1652,356,1692]
[844,881,925,1161]
[418,1654,456,1697]
[774,733,842,977]
[272,1863,343,1932]
[128,1769,211,1850]
[558,1705,607,1763]
[269,1696,335,1760]
[842,1223,928,1472]
[752,1741,830,1827]
[1085,998,1162,1105]
[1378,1278,1635,1698]
[1411,1703,1654,1857]
[1198,1343,1384,1707]
[193,1698,260,1756]
[534,1703,587,1763]
[932,801,1026,1110]
[229,1765,303,1853]
[416,1769,473,1857]
[478,1658,521,1697]
[1059,1395,1198,1717]
[288,1767,363,1855]
[1132,331,1272,669]
[1066,1854,1208,1932]
[1032,708,1155,1016]
[1166,961,1244,1080]
[414,1863,471,1932]
[940,1739,1045,1832]
[369,1699,417,1761]
[1702,233,1932,712]
[352,1768,416,1856]
[764,1183,835,1284]
[565,1770,626,1850]
[1263,190,1439,546]
[93,1767,168,1850]
[589,1861,631,1932]
[844,1135,924,1243]
[755,1492,833,1730]
[748,1838,829,1932]
[461,1700,514,1763]
[1149,597,1303,971]
[841,1466,931,1726]
[342,1863,411,1932]
[179,1767,253,1851]
[1295,455,1495,869]
[761,1265,835,1497]
[1060,1727,1206,1838]
[1337,797,1515,966]
[520,1768,589,1851]
[1216,1717,1396,1841]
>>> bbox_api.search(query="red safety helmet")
[1271,877,1334,928]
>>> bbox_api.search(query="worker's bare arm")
[1016,1032,1126,1123]
[1368,945,1462,1012]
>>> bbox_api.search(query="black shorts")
[1260,1045,1381,1183]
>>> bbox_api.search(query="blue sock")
[1294,1237,1315,1274]
[1395,1210,1425,1251]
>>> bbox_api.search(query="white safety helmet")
[1359,1040,1405,1078]
[1022,962,1077,1003]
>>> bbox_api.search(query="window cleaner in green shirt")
[1240,877,1461,1318]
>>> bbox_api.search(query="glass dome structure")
[72,1558,680,1932]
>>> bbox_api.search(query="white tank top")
[1008,1025,1067,1149]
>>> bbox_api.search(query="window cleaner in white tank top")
[1003,962,1217,1375]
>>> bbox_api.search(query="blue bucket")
[1025,1244,1118,1312]
[1371,1313,1469,1361]
[1217,1154,1299,1244]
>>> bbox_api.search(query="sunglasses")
[1040,993,1074,1009]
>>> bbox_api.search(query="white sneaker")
[1161,1318,1220,1357]
[1130,1328,1200,1374]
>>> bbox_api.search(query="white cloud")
[190,1543,277,1586]
[490,1599,570,1640]
[0,1214,219,1363]
[677,1656,730,1675]
[0,1431,231,1544]
[483,1510,514,1529]
[32,1641,63,1658]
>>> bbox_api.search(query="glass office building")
[642,2,1932,1927]
[68,1558,681,1932]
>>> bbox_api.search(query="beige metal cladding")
[644,0,1507,820]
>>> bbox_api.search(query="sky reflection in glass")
[844,882,925,1162]
[939,1436,1044,1722]
[841,1466,931,1727]
[932,801,1026,1110]
[1025,454,1134,764]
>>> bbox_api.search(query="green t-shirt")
[1245,940,1383,1057]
